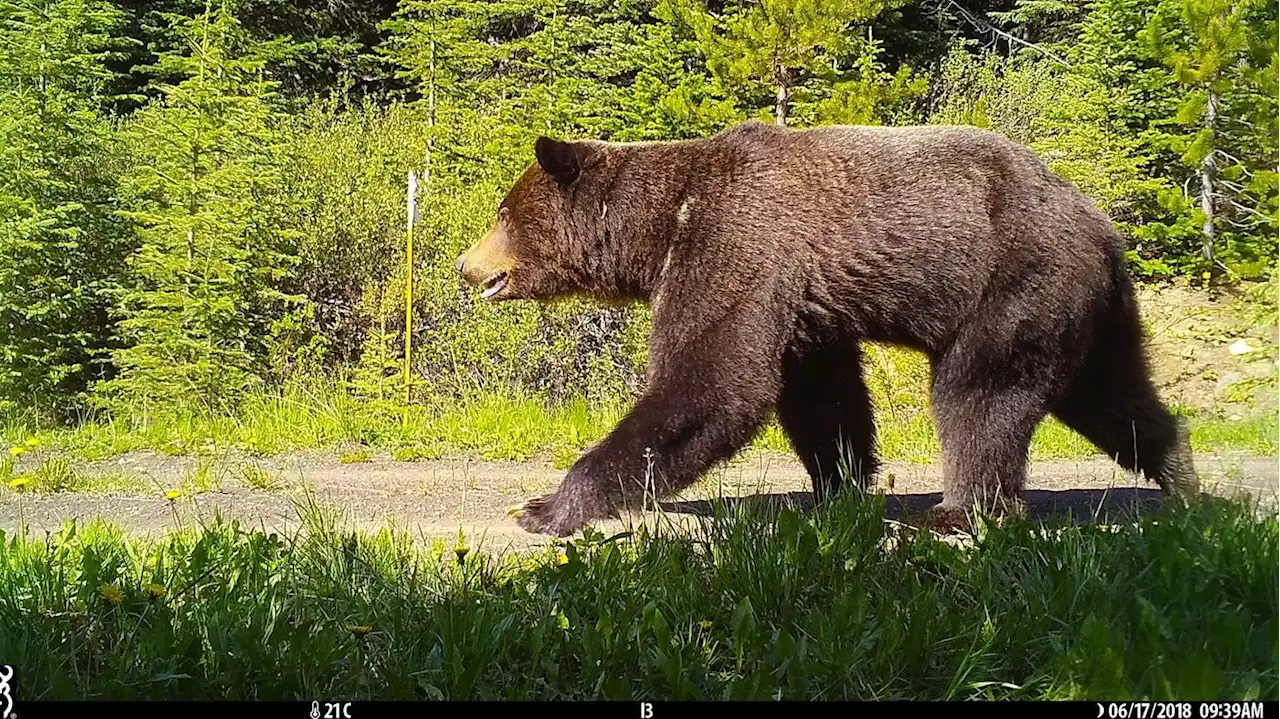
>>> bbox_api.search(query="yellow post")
[404,170,417,420]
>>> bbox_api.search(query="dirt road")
[1,450,1275,552]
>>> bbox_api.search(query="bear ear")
[535,136,594,186]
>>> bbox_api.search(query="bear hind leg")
[1051,303,1198,498]
[777,337,878,502]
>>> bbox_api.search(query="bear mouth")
[479,272,509,299]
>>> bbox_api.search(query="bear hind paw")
[515,492,590,537]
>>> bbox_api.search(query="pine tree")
[1038,0,1276,277]
[95,1,303,413]
[1145,0,1275,267]
[346,280,407,424]
[990,0,1088,50]
[1037,0,1211,277]
[618,8,743,140]
[1223,0,1280,275]
[661,0,912,126]
[103,0,404,110]
[0,0,137,416]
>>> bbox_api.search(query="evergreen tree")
[0,0,137,416]
[1036,0,1209,277]
[1222,0,1280,275]
[95,0,303,413]
[615,8,743,140]
[104,0,403,111]
[990,0,1088,50]
[661,0,917,126]
[346,279,408,422]
[1145,0,1277,268]
[1146,0,1254,259]
[1037,0,1277,277]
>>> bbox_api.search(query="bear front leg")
[516,306,788,537]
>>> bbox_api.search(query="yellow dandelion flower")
[348,625,373,637]
[7,476,31,489]
[144,583,166,599]
[164,490,182,501]
[99,583,124,606]
[9,446,25,457]
[24,437,39,448]
[453,529,469,564]
[556,551,569,566]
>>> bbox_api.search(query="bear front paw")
[920,502,974,535]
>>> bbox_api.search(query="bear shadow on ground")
[657,488,1173,526]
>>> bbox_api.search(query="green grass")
[339,449,373,464]
[176,459,227,495]
[1,447,143,494]
[0,491,1274,700]
[0,385,632,466]
[236,463,283,491]
[1,381,1275,476]
[1180,414,1280,455]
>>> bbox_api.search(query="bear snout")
[456,254,501,288]
[456,225,517,289]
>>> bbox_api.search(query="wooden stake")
[404,170,417,418]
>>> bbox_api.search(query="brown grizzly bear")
[456,120,1199,537]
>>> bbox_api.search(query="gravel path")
[1,450,1274,552]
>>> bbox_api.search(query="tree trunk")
[426,36,435,182]
[774,63,791,127]
[1199,89,1217,263]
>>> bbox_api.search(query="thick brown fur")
[456,121,1200,537]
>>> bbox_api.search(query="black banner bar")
[9,700,1280,719]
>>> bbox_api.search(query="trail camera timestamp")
[1098,703,1269,719]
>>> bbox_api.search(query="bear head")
[455,136,609,302]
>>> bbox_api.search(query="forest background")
[1,0,1276,463]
